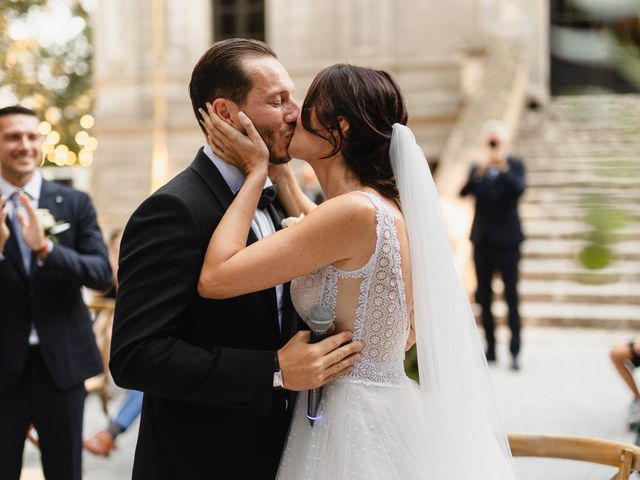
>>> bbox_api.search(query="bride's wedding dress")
[276,125,516,480]
[278,191,431,479]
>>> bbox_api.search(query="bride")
[198,63,516,479]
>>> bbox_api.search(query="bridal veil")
[390,123,517,479]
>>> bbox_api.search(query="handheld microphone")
[306,304,335,426]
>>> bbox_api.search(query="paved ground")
[21,326,639,479]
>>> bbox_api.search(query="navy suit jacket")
[460,156,526,248]
[0,178,111,393]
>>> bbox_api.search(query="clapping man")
[0,105,111,480]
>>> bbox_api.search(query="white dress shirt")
[0,171,44,344]
[203,145,284,331]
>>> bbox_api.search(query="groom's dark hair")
[189,38,277,134]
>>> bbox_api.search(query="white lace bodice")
[290,191,411,386]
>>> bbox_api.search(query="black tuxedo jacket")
[110,149,299,480]
[0,179,110,393]
[460,156,526,248]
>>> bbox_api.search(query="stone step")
[520,205,639,222]
[525,165,640,176]
[516,279,640,305]
[517,146,640,157]
[522,239,640,261]
[523,188,640,205]
[519,258,640,283]
[524,160,639,173]
[489,299,640,329]
[527,174,639,189]
[523,220,640,241]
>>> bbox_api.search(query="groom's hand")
[277,331,362,391]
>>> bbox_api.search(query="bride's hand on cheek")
[199,104,269,177]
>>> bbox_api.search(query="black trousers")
[0,347,85,480]
[473,244,521,357]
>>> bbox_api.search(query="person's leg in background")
[474,244,496,362]
[84,389,143,457]
[31,347,86,480]
[611,339,640,431]
[497,247,522,370]
[0,359,31,480]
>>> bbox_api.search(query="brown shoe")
[83,430,115,457]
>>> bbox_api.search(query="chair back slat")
[509,433,640,478]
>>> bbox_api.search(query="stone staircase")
[498,95,640,328]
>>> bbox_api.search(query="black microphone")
[307,304,335,426]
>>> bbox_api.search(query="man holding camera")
[460,120,526,370]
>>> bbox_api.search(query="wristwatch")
[273,352,284,390]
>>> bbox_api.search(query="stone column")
[91,0,210,231]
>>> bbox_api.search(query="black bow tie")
[258,185,277,210]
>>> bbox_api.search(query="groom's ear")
[211,98,241,130]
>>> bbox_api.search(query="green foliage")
[0,0,93,166]
[404,345,419,382]
[579,194,630,270]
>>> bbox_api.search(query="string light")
[46,131,60,145]
[85,136,98,151]
[75,130,89,146]
[80,114,94,129]
[38,121,52,135]
[79,149,93,166]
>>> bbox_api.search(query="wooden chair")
[509,433,640,479]
[26,299,116,450]
[84,298,116,416]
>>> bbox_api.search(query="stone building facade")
[91,0,549,230]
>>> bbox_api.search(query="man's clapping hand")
[14,192,46,252]
[0,196,9,253]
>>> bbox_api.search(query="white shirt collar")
[0,170,42,202]
[202,145,272,194]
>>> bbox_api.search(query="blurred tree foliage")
[0,0,93,166]
[404,345,419,382]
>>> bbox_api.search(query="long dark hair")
[301,64,408,200]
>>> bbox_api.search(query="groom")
[110,39,361,479]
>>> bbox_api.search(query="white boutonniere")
[35,208,70,243]
[281,213,305,229]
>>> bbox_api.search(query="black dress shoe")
[510,357,520,371]
[485,350,496,362]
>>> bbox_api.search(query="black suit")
[110,149,299,480]
[460,157,525,357]
[0,178,111,480]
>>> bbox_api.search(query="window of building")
[213,0,265,42]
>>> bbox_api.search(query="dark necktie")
[258,184,277,210]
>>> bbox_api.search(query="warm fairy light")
[41,142,54,154]
[38,121,52,135]
[54,144,69,154]
[80,114,94,129]
[79,149,93,166]
[54,145,68,166]
[75,130,89,146]
[44,106,61,124]
[46,131,60,145]
[85,137,98,152]
[66,151,77,166]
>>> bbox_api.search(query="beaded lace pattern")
[290,191,411,387]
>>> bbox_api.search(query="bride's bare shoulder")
[302,191,377,232]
